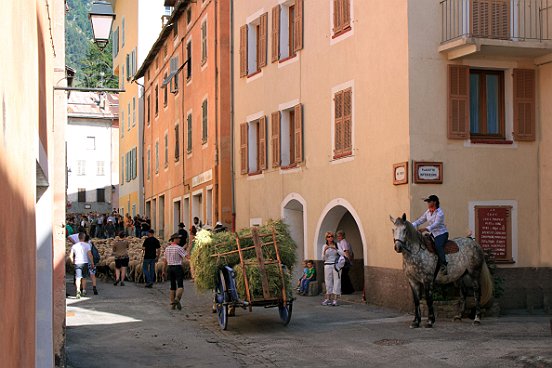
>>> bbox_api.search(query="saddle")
[422,234,459,254]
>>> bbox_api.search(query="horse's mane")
[403,220,424,244]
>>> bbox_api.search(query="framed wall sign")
[393,162,408,185]
[413,161,443,184]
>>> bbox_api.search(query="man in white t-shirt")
[67,233,80,244]
[70,232,94,299]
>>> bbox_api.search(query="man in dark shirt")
[177,223,188,248]
[142,229,161,288]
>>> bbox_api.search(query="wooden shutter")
[272,6,280,63]
[259,116,267,170]
[240,123,248,174]
[513,69,536,141]
[333,0,342,34]
[239,25,247,77]
[341,0,351,30]
[447,64,470,139]
[490,0,509,39]
[294,0,303,52]
[258,13,268,68]
[334,91,344,157]
[342,88,352,155]
[271,111,281,167]
[471,0,490,37]
[294,104,303,164]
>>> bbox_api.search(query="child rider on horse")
[412,195,449,275]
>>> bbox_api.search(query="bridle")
[393,236,411,253]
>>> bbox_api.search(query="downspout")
[214,0,220,227]
[230,0,236,232]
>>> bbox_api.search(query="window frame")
[201,20,208,65]
[187,113,193,153]
[202,99,208,144]
[469,69,506,140]
[332,0,352,39]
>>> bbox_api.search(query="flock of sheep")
[66,237,191,283]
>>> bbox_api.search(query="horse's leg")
[453,278,467,321]
[409,281,422,328]
[472,275,482,325]
[424,282,435,328]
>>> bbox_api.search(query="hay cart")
[211,226,293,330]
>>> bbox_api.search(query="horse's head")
[389,213,411,253]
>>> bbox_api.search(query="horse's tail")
[480,261,494,306]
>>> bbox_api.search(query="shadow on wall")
[0,160,37,368]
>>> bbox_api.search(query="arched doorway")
[281,194,307,283]
[315,200,365,294]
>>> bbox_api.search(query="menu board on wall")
[475,206,513,263]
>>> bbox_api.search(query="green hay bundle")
[190,220,297,292]
[234,263,293,301]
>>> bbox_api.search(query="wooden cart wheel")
[278,301,293,326]
[214,270,228,330]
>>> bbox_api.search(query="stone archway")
[314,199,366,294]
[281,193,307,282]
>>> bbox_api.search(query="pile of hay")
[234,263,293,300]
[190,220,296,298]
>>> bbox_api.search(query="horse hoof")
[410,322,420,329]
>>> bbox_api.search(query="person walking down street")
[112,232,130,286]
[134,215,142,237]
[336,230,355,294]
[96,214,105,238]
[105,219,116,238]
[162,233,188,310]
[142,229,161,288]
[85,234,99,295]
[177,223,188,248]
[70,232,94,299]
[412,194,449,275]
[140,219,150,237]
[321,232,344,306]
[124,214,134,237]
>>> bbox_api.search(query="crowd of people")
[66,212,153,239]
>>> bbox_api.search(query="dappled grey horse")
[390,214,493,328]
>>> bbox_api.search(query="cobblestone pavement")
[65,277,552,368]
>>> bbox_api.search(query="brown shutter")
[333,0,342,34]
[271,111,281,167]
[294,0,303,52]
[334,91,344,157]
[491,0,509,39]
[513,69,536,141]
[258,13,268,68]
[343,88,352,155]
[447,64,470,139]
[272,6,280,63]
[239,25,248,77]
[471,0,490,37]
[259,116,267,170]
[341,0,351,30]
[294,104,303,164]
[240,123,248,174]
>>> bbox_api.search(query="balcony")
[440,0,552,60]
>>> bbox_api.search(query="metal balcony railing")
[441,0,552,43]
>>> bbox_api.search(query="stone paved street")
[65,278,552,368]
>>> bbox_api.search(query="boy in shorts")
[70,232,94,299]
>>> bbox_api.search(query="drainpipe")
[230,0,236,232]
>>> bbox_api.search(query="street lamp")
[88,1,116,51]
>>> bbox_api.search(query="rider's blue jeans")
[434,232,449,266]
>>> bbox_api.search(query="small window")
[77,160,86,176]
[186,41,192,81]
[132,97,136,126]
[78,188,86,203]
[271,104,303,168]
[469,69,505,139]
[240,117,267,175]
[146,95,151,125]
[155,85,159,115]
[201,21,208,64]
[334,88,353,159]
[122,17,126,47]
[332,0,351,38]
[147,148,151,180]
[175,124,180,161]
[96,188,105,203]
[127,103,131,131]
[202,99,208,143]
[187,113,192,153]
[120,155,124,185]
[96,161,105,176]
[155,141,159,173]
[86,136,95,150]
[240,13,268,77]
[163,72,168,107]
[164,133,169,167]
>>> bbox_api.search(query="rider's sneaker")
[321,299,331,306]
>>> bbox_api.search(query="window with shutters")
[127,103,131,131]
[240,12,268,77]
[126,152,131,182]
[146,95,151,125]
[155,141,159,173]
[97,188,105,203]
[333,87,353,159]
[121,65,125,89]
[147,148,151,180]
[447,65,535,142]
[96,161,105,176]
[78,188,86,203]
[332,0,352,38]
[186,40,192,81]
[164,132,169,168]
[155,85,159,116]
[120,156,124,185]
[169,56,179,93]
[241,117,267,175]
[122,17,126,47]
[273,0,303,63]
[471,0,510,40]
[132,97,136,126]
[132,147,137,180]
[121,111,124,137]
[163,72,168,107]
[112,27,119,57]
[469,69,505,139]
[272,104,303,168]
[202,99,208,143]
[175,123,180,161]
[187,113,193,153]
[77,160,86,176]
[201,20,208,65]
